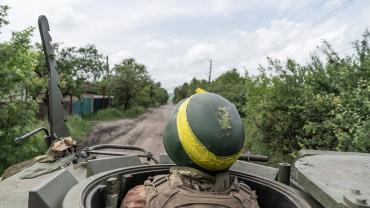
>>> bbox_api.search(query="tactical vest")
[144,166,259,208]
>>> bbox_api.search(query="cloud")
[51,6,88,30]
[144,40,168,50]
[1,0,369,91]
[184,43,215,64]
[110,50,134,66]
[143,14,366,90]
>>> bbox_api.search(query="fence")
[37,95,112,118]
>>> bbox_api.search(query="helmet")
[164,91,245,172]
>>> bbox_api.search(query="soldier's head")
[163,90,245,173]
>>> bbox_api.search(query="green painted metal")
[86,155,141,177]
[72,98,93,116]
[291,154,370,208]
[296,149,370,159]
[163,100,200,169]
[28,170,78,208]
[343,190,370,208]
[0,163,86,208]
[278,163,291,185]
[187,93,244,156]
[231,160,278,181]
[163,93,245,172]
[38,15,70,140]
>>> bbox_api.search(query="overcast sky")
[1,0,369,91]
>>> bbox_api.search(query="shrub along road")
[78,103,175,157]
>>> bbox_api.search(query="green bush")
[110,58,168,109]
[173,30,370,160]
[67,115,91,140]
[173,78,209,103]
[85,108,124,121]
[122,106,146,118]
[247,32,370,154]
[0,102,47,175]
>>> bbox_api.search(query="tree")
[57,44,106,98]
[150,82,169,105]
[110,58,168,109]
[209,69,246,116]
[0,5,9,31]
[0,16,46,174]
[110,58,151,109]
[172,78,208,103]
[30,44,106,114]
[173,83,189,103]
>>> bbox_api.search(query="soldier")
[121,90,259,208]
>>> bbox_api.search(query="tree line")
[0,5,168,174]
[173,31,370,162]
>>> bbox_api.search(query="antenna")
[38,15,70,141]
[15,16,71,145]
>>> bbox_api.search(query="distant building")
[64,94,111,116]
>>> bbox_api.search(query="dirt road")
[79,103,175,156]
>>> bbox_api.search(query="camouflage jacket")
[121,166,259,208]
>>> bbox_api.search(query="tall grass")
[85,106,146,121]
[67,115,92,140]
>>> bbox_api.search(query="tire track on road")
[79,103,174,156]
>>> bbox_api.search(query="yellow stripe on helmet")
[176,97,242,171]
[195,87,206,94]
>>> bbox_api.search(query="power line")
[304,0,355,31]
[263,0,327,51]
[294,0,326,22]
[278,0,355,50]
[240,1,331,53]
[235,0,356,67]
[237,1,307,56]
[278,0,302,19]
[288,0,314,20]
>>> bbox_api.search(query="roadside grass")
[17,105,147,144]
[67,115,92,140]
[122,106,146,118]
[85,106,146,121]
[67,106,147,140]
[85,108,124,121]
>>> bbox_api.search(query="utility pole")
[208,59,212,83]
[106,56,110,77]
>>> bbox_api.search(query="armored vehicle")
[0,16,369,208]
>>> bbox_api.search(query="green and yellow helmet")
[163,89,245,172]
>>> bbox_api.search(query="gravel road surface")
[79,103,174,157]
